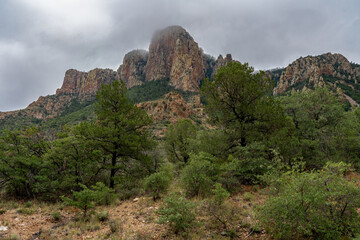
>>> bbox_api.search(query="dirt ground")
[0,191,268,240]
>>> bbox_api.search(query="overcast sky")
[0,0,359,111]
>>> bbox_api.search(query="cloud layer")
[1,0,359,111]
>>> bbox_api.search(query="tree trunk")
[109,153,117,189]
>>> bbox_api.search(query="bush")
[51,212,61,222]
[181,152,219,197]
[212,183,230,206]
[62,184,95,218]
[91,182,115,205]
[258,162,360,240]
[97,211,109,222]
[109,218,120,233]
[158,194,197,234]
[144,164,173,200]
[62,182,115,217]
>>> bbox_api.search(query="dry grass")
[0,187,270,240]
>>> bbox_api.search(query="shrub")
[258,162,360,240]
[109,218,120,233]
[97,211,109,222]
[91,182,115,205]
[51,212,61,222]
[212,183,230,206]
[158,194,197,234]
[242,192,255,202]
[62,184,95,218]
[205,185,240,239]
[62,182,115,218]
[181,152,219,197]
[144,164,173,200]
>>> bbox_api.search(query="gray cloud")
[0,0,359,111]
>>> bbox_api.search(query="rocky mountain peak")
[56,68,116,96]
[145,25,205,92]
[117,49,148,88]
[273,52,360,105]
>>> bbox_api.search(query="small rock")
[221,231,227,236]
[0,226,8,231]
[133,198,139,202]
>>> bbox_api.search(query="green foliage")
[127,78,174,103]
[212,183,230,206]
[97,211,109,222]
[144,164,173,200]
[165,119,197,165]
[39,101,96,131]
[259,162,360,240]
[0,127,50,198]
[279,87,356,169]
[181,152,219,197]
[43,132,104,198]
[201,61,286,150]
[90,182,115,205]
[62,182,114,218]
[192,129,229,158]
[51,212,62,222]
[158,194,197,234]
[126,78,198,103]
[62,184,96,218]
[77,80,154,189]
[218,143,270,192]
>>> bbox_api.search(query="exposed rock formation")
[274,53,358,94]
[0,68,116,121]
[138,92,205,137]
[145,26,204,92]
[117,50,148,88]
[56,68,116,95]
[272,53,360,105]
[203,54,216,79]
[211,54,234,78]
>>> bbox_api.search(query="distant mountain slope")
[1,26,360,133]
[269,53,360,105]
[0,25,232,130]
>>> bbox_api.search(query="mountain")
[1,26,360,131]
[117,25,233,91]
[0,26,233,130]
[269,53,360,105]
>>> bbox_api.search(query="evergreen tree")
[201,62,286,151]
[76,80,154,189]
[164,119,197,165]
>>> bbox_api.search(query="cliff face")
[0,68,116,121]
[137,92,205,137]
[145,26,205,92]
[211,54,234,78]
[56,68,116,95]
[117,50,148,88]
[273,53,360,105]
[274,53,358,94]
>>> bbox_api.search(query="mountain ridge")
[1,26,359,130]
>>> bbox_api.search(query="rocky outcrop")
[203,54,216,79]
[56,68,116,96]
[274,53,358,94]
[145,26,204,92]
[211,54,234,78]
[1,68,116,121]
[273,53,360,105]
[138,92,205,137]
[117,50,148,88]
